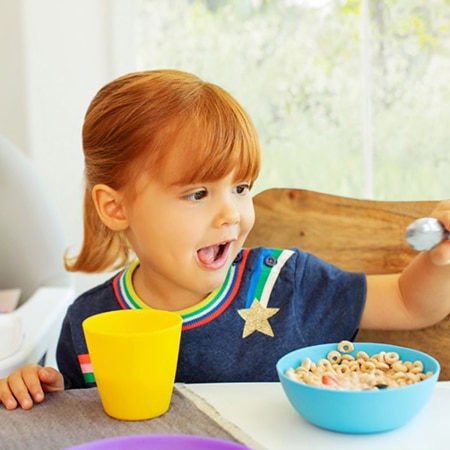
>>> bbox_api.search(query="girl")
[1,69,450,409]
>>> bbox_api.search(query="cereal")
[337,340,354,353]
[300,357,313,371]
[392,361,408,373]
[285,341,432,390]
[327,350,341,363]
[356,350,369,361]
[317,358,333,370]
[411,360,424,374]
[384,351,400,365]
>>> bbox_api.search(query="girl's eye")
[233,183,251,195]
[186,189,207,201]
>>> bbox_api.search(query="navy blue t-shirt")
[56,247,366,388]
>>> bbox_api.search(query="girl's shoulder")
[240,246,305,269]
[241,245,360,280]
[67,272,122,319]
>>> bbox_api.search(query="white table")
[187,381,450,450]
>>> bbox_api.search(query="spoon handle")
[405,217,450,251]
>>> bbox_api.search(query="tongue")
[198,245,219,265]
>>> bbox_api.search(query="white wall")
[0,0,138,294]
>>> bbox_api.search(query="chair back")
[0,135,70,306]
[245,188,449,379]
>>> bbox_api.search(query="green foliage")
[138,0,450,200]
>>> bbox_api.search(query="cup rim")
[82,309,182,336]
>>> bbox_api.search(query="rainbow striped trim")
[78,353,95,384]
[111,249,250,330]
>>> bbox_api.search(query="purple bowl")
[65,434,249,450]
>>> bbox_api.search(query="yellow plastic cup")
[82,309,182,420]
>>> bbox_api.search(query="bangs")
[151,82,261,186]
[178,116,260,185]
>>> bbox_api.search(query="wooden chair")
[245,188,449,380]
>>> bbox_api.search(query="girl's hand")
[0,364,64,410]
[428,200,450,266]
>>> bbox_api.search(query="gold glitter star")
[238,299,280,338]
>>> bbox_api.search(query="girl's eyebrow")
[165,179,201,190]
[166,178,195,187]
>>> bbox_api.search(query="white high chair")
[0,135,75,376]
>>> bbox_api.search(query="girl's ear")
[92,184,129,231]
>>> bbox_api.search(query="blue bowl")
[276,342,439,434]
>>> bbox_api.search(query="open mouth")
[197,241,231,268]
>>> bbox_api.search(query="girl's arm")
[361,200,450,330]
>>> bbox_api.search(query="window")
[136,0,450,200]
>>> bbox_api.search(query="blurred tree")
[137,0,450,200]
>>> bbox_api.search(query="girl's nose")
[215,197,240,227]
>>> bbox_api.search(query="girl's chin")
[199,267,230,291]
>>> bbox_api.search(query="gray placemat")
[0,385,255,449]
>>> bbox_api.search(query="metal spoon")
[405,217,450,251]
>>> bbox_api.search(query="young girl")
[1,69,450,410]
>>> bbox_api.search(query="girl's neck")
[131,264,208,311]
